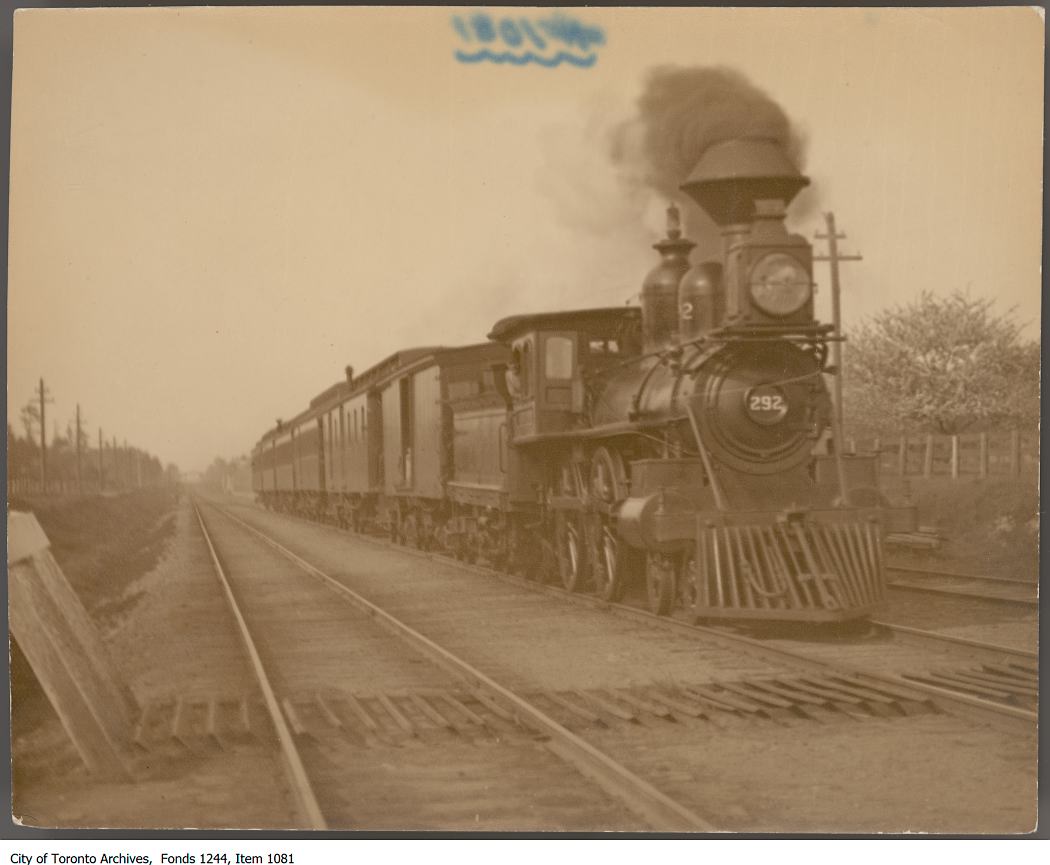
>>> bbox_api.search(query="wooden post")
[950,434,959,479]
[898,435,907,476]
[76,404,83,494]
[8,512,134,777]
[923,434,934,477]
[848,436,856,454]
[814,213,863,431]
[1010,429,1021,476]
[38,378,52,490]
[979,432,989,478]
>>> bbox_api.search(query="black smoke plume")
[611,65,812,257]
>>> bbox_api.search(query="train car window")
[589,338,620,355]
[545,336,574,379]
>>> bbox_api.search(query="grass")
[882,475,1039,580]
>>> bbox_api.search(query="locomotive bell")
[641,204,694,353]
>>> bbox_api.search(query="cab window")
[545,336,574,379]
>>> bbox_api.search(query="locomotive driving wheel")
[646,553,678,616]
[555,509,587,592]
[588,447,637,602]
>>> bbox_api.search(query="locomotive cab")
[488,308,643,442]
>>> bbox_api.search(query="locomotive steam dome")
[641,204,694,353]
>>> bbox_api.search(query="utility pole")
[112,436,118,487]
[76,404,84,494]
[98,428,104,492]
[37,378,53,491]
[814,213,863,431]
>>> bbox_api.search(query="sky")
[7,6,1044,473]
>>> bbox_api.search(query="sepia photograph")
[4,4,1043,836]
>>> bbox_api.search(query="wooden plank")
[408,694,456,730]
[776,677,864,705]
[574,690,636,722]
[8,512,136,721]
[542,691,604,725]
[612,690,676,719]
[313,692,344,728]
[8,560,132,777]
[650,689,708,718]
[376,693,417,734]
[681,684,758,713]
[31,551,138,719]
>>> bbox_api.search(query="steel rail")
[886,581,1038,608]
[886,563,1035,587]
[192,504,328,831]
[203,500,717,833]
[216,496,1037,734]
[869,620,1037,661]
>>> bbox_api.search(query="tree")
[843,290,1039,435]
[19,402,40,441]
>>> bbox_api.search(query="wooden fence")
[843,429,1038,480]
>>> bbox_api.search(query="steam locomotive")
[251,138,915,623]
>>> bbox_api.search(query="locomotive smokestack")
[680,139,813,327]
[679,138,809,228]
[641,204,694,353]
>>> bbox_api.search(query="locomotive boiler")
[252,136,915,624]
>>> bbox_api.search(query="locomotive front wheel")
[556,511,588,592]
[646,553,678,616]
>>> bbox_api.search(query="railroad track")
[175,495,1045,832]
[185,498,712,831]
[208,495,1036,736]
[885,564,1038,608]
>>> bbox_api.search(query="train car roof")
[487,306,641,342]
[253,342,505,447]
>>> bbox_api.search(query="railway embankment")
[885,476,1038,581]
[8,488,179,620]
[10,489,179,732]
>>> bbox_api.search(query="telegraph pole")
[814,213,863,430]
[98,428,104,492]
[37,378,53,491]
[76,404,83,494]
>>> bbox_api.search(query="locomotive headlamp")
[748,253,811,317]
